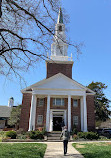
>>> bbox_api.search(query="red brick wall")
[71,99,81,131]
[87,95,95,131]
[46,62,73,78]
[19,93,32,131]
[35,98,47,129]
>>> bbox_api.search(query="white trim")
[21,73,95,95]
[80,97,84,131]
[46,95,50,132]
[32,89,86,96]
[49,109,67,132]
[68,95,71,132]
[83,94,87,132]
[28,94,37,131]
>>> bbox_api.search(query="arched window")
[59,25,62,31]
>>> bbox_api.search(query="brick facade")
[35,98,47,129]
[19,93,32,131]
[46,62,73,79]
[20,95,95,131]
[71,99,81,131]
[87,95,95,131]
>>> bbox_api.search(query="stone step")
[48,136,60,140]
[48,133,61,137]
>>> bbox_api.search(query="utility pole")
[0,0,2,18]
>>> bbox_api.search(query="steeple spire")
[57,8,63,24]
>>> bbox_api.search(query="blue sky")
[0,0,111,106]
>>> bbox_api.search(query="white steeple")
[51,8,69,61]
[8,97,14,107]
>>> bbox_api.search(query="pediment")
[23,73,87,91]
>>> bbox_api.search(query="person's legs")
[63,140,66,155]
[66,140,68,154]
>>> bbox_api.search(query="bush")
[77,132,99,140]
[72,126,78,135]
[6,131,17,139]
[73,134,78,140]
[28,131,44,139]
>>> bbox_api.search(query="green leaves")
[8,104,21,127]
[87,82,111,121]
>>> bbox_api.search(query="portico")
[28,78,89,132]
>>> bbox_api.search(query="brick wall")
[71,99,81,131]
[46,62,73,79]
[35,98,47,129]
[87,95,95,131]
[19,93,32,131]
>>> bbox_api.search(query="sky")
[0,0,111,106]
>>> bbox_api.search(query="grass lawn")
[73,142,111,158]
[0,143,47,158]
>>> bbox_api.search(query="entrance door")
[53,117,62,131]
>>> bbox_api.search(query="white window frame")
[37,115,43,125]
[38,98,44,106]
[73,116,78,126]
[73,99,78,107]
[53,98,65,106]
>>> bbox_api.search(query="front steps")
[47,131,62,141]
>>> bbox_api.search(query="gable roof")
[0,106,12,118]
[21,73,95,94]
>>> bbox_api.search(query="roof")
[57,8,63,24]
[0,106,12,118]
[21,73,95,95]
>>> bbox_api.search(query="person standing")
[60,126,70,155]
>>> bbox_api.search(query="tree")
[87,82,111,122]
[8,104,21,129]
[0,0,82,81]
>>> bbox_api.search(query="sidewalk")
[44,142,84,158]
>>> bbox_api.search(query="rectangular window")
[37,115,43,125]
[73,99,78,107]
[53,98,65,106]
[73,116,78,125]
[38,98,44,106]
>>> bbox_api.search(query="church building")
[19,8,95,132]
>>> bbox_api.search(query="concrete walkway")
[44,142,84,158]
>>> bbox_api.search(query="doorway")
[53,117,62,131]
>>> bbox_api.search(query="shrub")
[28,131,44,139]
[6,131,17,139]
[73,134,78,140]
[77,132,99,140]
[72,126,78,135]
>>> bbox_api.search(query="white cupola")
[51,8,69,61]
[8,97,14,107]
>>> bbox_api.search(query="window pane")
[61,99,65,106]
[38,98,44,106]
[37,115,43,125]
[73,116,78,125]
[53,98,64,106]
[73,99,78,107]
[56,98,61,105]
[53,98,55,105]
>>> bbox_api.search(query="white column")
[28,94,37,131]
[83,94,87,132]
[80,97,84,131]
[68,95,71,132]
[64,110,67,126]
[49,110,53,132]
[46,95,50,132]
